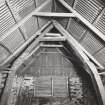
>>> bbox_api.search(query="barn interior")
[0,0,105,105]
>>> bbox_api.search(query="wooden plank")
[0,71,11,74]
[45,33,61,37]
[53,20,105,105]
[0,67,14,71]
[33,12,75,17]
[99,72,105,75]
[40,44,63,48]
[57,0,105,42]
[40,36,66,41]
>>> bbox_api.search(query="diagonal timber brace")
[53,20,105,105]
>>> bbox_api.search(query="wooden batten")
[45,33,61,37]
[40,44,63,48]
[33,12,75,17]
[40,36,66,42]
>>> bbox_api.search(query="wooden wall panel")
[55,1,70,28]
[35,76,52,97]
[37,1,52,28]
[7,0,36,21]
[20,17,38,39]
[1,29,25,53]
[0,45,10,64]
[80,31,104,54]
[0,1,15,37]
[94,48,105,68]
[53,76,68,97]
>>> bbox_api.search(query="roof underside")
[0,0,105,105]
[0,0,104,69]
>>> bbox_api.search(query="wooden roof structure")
[0,0,105,105]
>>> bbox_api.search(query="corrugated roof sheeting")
[20,17,39,39]
[1,29,25,53]
[67,18,87,41]
[80,31,104,54]
[65,0,105,67]
[0,2,15,37]
[0,0,52,65]
[73,0,104,23]
[6,0,35,21]
[94,48,105,67]
[66,0,104,42]
[94,9,105,35]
